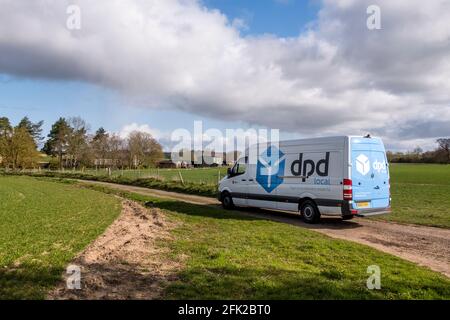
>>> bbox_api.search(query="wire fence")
[10,167,229,187]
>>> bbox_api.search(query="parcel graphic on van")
[219,136,391,223]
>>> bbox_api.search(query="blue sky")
[0,0,320,146]
[203,0,320,36]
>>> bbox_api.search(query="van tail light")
[343,179,353,200]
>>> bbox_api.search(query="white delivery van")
[218,136,391,223]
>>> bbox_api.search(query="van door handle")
[374,186,380,190]
[249,179,254,182]
[241,179,247,182]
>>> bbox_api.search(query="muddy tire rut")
[48,200,180,300]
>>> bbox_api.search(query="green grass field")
[383,164,450,228]
[0,176,122,299]
[390,163,450,186]
[85,185,450,299]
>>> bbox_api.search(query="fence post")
[178,171,185,186]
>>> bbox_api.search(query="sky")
[0,0,449,152]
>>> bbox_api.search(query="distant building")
[162,149,241,168]
[193,150,224,167]
[94,159,117,167]
[157,159,190,169]
[202,155,223,167]
[223,151,242,166]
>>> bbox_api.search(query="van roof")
[255,135,380,145]
[245,135,382,151]
[277,135,348,145]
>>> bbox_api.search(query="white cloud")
[0,0,449,151]
[119,123,161,140]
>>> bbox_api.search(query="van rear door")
[351,137,390,211]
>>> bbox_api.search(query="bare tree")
[108,134,126,169]
[436,138,450,163]
[127,131,163,168]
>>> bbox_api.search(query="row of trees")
[0,116,163,170]
[1,115,449,169]
[387,139,450,164]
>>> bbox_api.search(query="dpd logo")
[356,154,371,176]
[256,146,286,193]
[373,160,387,173]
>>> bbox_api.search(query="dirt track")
[79,181,450,278]
[48,200,180,300]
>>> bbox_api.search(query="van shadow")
[146,200,260,221]
[238,207,363,230]
[147,200,362,230]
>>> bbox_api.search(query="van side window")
[237,158,247,175]
[231,157,247,177]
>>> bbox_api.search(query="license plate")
[357,201,370,208]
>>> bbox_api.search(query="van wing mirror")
[227,168,232,177]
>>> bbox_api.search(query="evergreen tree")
[94,127,108,141]
[17,116,44,146]
[43,118,71,169]
[0,117,12,137]
[92,127,110,166]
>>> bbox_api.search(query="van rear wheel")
[301,201,321,224]
[221,192,234,210]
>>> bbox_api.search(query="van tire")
[342,215,354,221]
[221,192,234,210]
[301,201,321,224]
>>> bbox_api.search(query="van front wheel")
[221,192,234,210]
[301,201,320,224]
